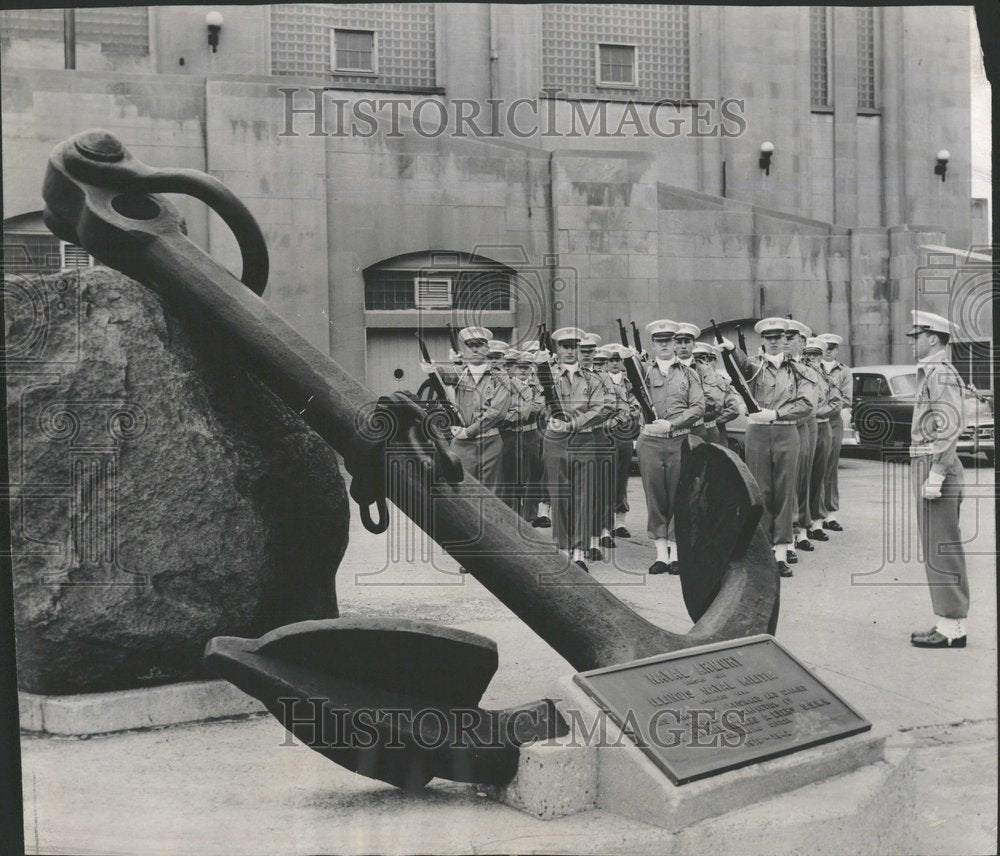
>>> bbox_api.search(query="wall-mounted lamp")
[206,11,223,53]
[759,141,774,176]
[934,149,950,182]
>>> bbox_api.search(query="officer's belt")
[909,444,935,457]
[772,419,798,425]
[465,428,499,439]
[703,419,716,429]
[816,417,830,423]
[513,424,538,432]
[640,426,690,439]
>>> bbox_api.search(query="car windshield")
[889,373,917,396]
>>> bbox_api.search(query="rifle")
[630,320,643,354]
[535,357,569,421]
[616,318,630,347]
[736,324,748,354]
[710,319,760,414]
[416,333,462,425]
[445,323,461,355]
[622,351,656,424]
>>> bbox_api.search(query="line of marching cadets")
[420,317,852,577]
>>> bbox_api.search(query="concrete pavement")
[19,455,998,854]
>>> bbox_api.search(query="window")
[542,5,688,101]
[857,7,877,110]
[951,341,993,393]
[888,374,917,397]
[332,28,376,74]
[855,375,890,398]
[597,43,637,87]
[414,277,452,309]
[60,242,94,271]
[0,7,148,55]
[810,6,831,109]
[364,253,514,311]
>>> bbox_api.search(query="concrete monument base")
[487,676,889,832]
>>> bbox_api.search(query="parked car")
[851,365,993,462]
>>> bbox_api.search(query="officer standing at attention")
[538,327,613,572]
[817,332,852,532]
[906,311,969,649]
[603,343,642,540]
[639,320,705,576]
[722,318,813,576]
[423,326,510,491]
[784,319,823,563]
[803,337,834,538]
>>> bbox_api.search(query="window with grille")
[857,7,877,109]
[333,28,376,73]
[810,7,831,109]
[365,258,513,311]
[271,4,435,88]
[414,277,452,308]
[0,7,148,55]
[60,242,93,271]
[597,44,637,87]
[543,5,688,101]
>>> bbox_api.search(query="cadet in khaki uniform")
[803,338,834,535]
[603,343,642,540]
[577,333,615,562]
[671,324,713,442]
[518,340,547,524]
[817,333,852,532]
[694,344,743,447]
[539,327,614,572]
[906,311,969,649]
[438,326,511,490]
[496,345,523,509]
[508,350,544,520]
[722,318,814,576]
[784,320,824,561]
[639,320,706,576]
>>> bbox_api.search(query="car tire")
[986,450,995,467]
[727,436,745,460]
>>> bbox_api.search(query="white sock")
[795,532,809,545]
[811,519,824,530]
[774,544,790,562]
[654,538,670,562]
[615,512,626,525]
[601,528,611,538]
[538,503,549,516]
[935,617,966,639]
[572,548,584,562]
[825,515,837,524]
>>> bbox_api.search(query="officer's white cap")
[906,310,960,337]
[459,326,492,344]
[818,333,843,347]
[552,326,585,344]
[487,339,510,355]
[579,332,602,348]
[604,343,632,358]
[754,317,789,335]
[693,342,717,356]
[786,320,812,337]
[803,337,824,354]
[646,319,679,338]
[674,323,701,339]
[521,340,540,353]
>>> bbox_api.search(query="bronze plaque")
[574,635,871,785]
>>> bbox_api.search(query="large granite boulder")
[4,267,349,694]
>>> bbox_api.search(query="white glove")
[748,408,777,424]
[419,361,436,374]
[548,418,570,433]
[644,419,672,436]
[534,349,552,364]
[720,337,735,351]
[922,470,945,500]
[448,349,462,363]
[637,350,649,362]
[450,426,468,440]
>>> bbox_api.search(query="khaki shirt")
[688,360,727,423]
[603,371,641,431]
[644,360,706,428]
[715,371,743,425]
[822,361,853,409]
[454,366,511,438]
[732,349,814,422]
[810,365,838,419]
[548,364,613,432]
[504,376,543,426]
[911,350,964,469]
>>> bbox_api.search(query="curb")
[19,680,265,736]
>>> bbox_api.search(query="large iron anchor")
[42,130,779,790]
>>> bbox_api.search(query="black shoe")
[649,561,670,575]
[786,551,798,564]
[532,516,551,528]
[911,629,966,648]
[823,520,843,532]
[808,529,829,541]
[574,560,590,574]
[667,561,680,576]
[613,526,631,538]
[795,540,814,551]
[777,561,793,577]
[599,535,615,549]
[587,548,605,563]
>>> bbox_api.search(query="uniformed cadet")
[603,343,642,540]
[487,340,510,371]
[504,350,544,519]
[670,324,712,443]
[693,343,742,446]
[638,320,706,576]
[427,326,510,491]
[721,318,814,576]
[539,327,614,571]
[577,333,615,562]
[817,332,852,532]
[527,339,554,529]
[906,311,969,648]
[803,338,834,536]
[497,347,525,508]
